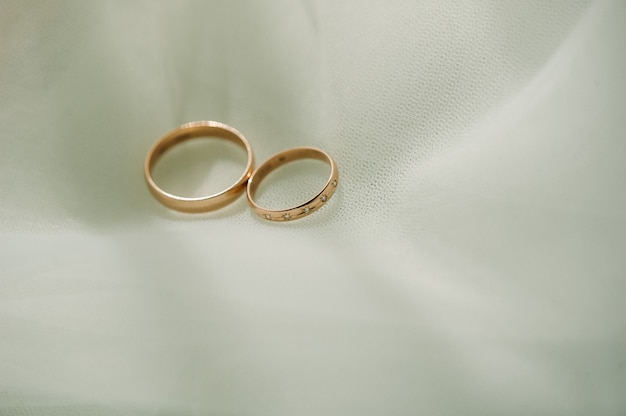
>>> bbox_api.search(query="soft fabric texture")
[1,1,625,414]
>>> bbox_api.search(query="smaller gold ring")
[246,147,339,221]
[144,121,254,213]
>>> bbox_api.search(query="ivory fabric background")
[1,0,626,414]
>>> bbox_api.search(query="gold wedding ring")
[246,147,339,221]
[144,121,254,213]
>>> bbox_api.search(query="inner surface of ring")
[150,126,248,169]
[150,132,250,199]
[249,150,331,210]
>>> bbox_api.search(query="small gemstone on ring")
[332,180,337,187]
[303,207,311,214]
[264,213,271,220]
[321,195,328,202]
[283,213,291,220]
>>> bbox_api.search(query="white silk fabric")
[1,1,625,414]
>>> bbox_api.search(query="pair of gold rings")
[144,121,338,221]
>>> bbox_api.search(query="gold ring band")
[144,121,255,213]
[246,147,339,221]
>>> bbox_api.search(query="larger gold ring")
[144,121,254,213]
[246,147,339,221]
